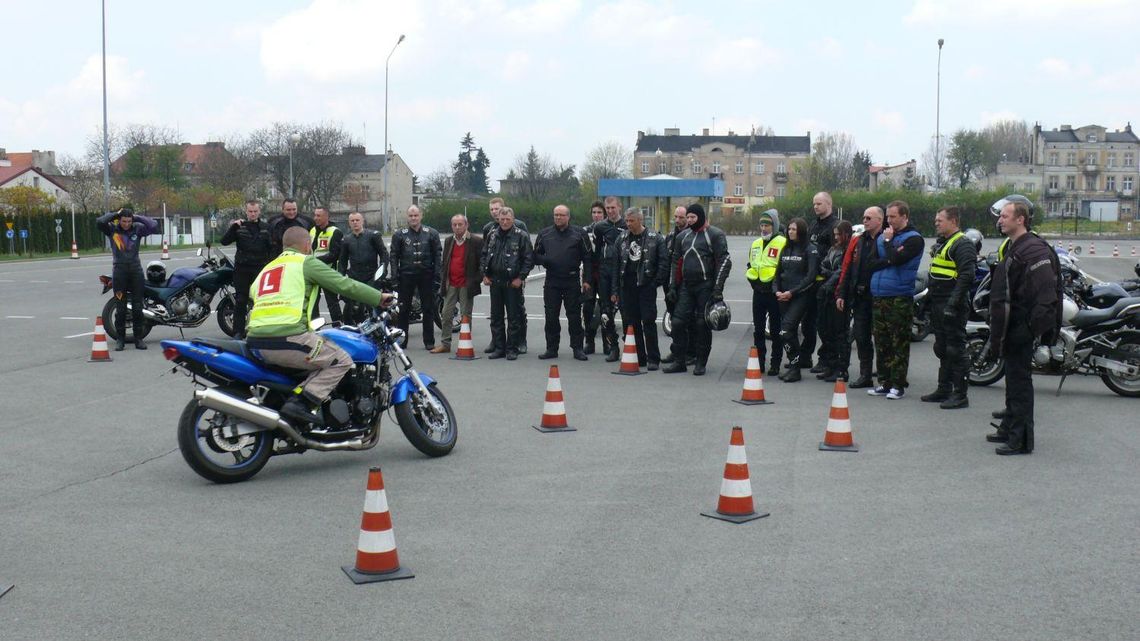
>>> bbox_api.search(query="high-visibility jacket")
[248,251,313,334]
[745,234,786,283]
[929,231,964,280]
[310,224,338,258]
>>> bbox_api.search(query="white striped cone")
[533,365,575,432]
[820,379,859,452]
[343,467,414,583]
[612,326,644,376]
[1068,241,1074,253]
[734,345,773,405]
[161,240,170,260]
[70,240,79,259]
[1112,244,1119,257]
[88,316,112,362]
[451,316,479,360]
[1090,242,1096,255]
[701,426,768,523]
[1132,246,1136,257]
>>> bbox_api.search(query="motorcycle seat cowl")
[1071,296,1140,328]
[195,337,313,380]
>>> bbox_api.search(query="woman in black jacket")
[815,220,854,382]
[774,218,820,382]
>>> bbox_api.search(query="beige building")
[1030,123,1139,221]
[869,159,921,191]
[634,128,811,213]
[974,161,1043,195]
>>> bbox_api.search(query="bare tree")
[195,137,259,194]
[581,141,632,183]
[919,135,950,190]
[981,119,1032,169]
[806,131,860,191]
[57,154,103,213]
[423,165,455,195]
[508,146,577,201]
[246,122,359,210]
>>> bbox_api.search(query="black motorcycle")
[100,244,238,341]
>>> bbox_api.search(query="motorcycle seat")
[193,337,256,361]
[1071,296,1140,328]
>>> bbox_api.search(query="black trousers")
[670,280,713,365]
[489,280,525,352]
[930,296,968,394]
[596,268,620,354]
[848,296,874,377]
[543,282,584,352]
[231,265,262,338]
[397,270,436,347]
[779,295,812,368]
[800,282,820,364]
[1002,321,1035,451]
[113,263,146,341]
[751,288,782,366]
[817,287,849,372]
[666,285,697,359]
[310,288,342,323]
[620,281,660,364]
[582,281,599,344]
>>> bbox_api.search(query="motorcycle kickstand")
[1056,374,1068,396]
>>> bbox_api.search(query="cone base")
[449,355,480,361]
[611,370,645,376]
[701,510,769,524]
[88,356,113,363]
[819,441,860,452]
[342,565,415,584]
[732,399,773,405]
[532,424,577,433]
[0,583,13,600]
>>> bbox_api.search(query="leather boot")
[583,340,595,355]
[939,393,969,409]
[815,367,834,380]
[920,388,951,403]
[767,360,781,377]
[662,361,686,374]
[992,408,1010,419]
[848,374,873,388]
[824,370,844,382]
[782,367,802,382]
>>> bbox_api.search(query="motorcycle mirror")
[1073,246,1082,255]
[310,317,327,331]
[196,248,203,257]
[373,263,388,282]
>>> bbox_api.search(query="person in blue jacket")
[866,200,925,399]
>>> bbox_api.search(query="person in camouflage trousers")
[871,297,914,390]
[866,200,925,400]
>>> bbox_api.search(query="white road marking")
[64,280,84,284]
[60,316,90,320]
[29,280,49,283]
[6,315,35,319]
[65,331,95,339]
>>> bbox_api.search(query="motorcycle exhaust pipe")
[194,388,370,452]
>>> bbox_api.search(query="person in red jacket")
[433,214,483,354]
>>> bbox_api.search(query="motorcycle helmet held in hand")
[963,228,984,252]
[990,194,1035,220]
[145,260,167,286]
[705,299,731,331]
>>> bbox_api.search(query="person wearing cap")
[745,209,786,375]
[662,203,731,376]
[920,206,978,409]
[96,205,159,350]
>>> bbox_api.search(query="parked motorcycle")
[161,269,457,483]
[99,244,238,341]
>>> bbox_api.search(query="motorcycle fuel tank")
[319,327,379,363]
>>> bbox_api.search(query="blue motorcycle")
[161,277,457,483]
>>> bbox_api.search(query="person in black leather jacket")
[268,198,313,256]
[338,212,389,323]
[581,202,606,354]
[592,196,628,361]
[220,200,273,337]
[533,204,593,361]
[481,198,529,353]
[774,218,820,382]
[481,207,534,360]
[390,205,443,349]
[613,208,670,369]
[815,220,854,382]
[661,205,697,366]
[802,192,840,370]
[662,203,731,376]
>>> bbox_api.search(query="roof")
[3,152,34,168]
[347,154,387,173]
[1040,130,1079,143]
[869,160,916,174]
[0,165,70,192]
[636,133,811,155]
[1105,131,1140,143]
[598,178,724,198]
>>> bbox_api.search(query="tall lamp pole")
[383,34,406,233]
[288,132,301,199]
[101,0,111,212]
[935,38,945,190]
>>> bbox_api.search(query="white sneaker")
[886,388,905,400]
[867,386,889,396]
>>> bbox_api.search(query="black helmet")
[145,260,166,285]
[705,299,731,331]
[963,228,983,252]
[990,194,1034,221]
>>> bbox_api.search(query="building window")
[711,161,721,174]
[733,184,743,196]
[673,160,683,174]
[1066,152,1076,166]
[1125,152,1135,167]
[735,161,744,174]
[1124,176,1134,191]
[1066,175,1076,190]
[33,176,40,188]
[1107,153,1117,167]
[658,161,667,173]
[1048,175,1058,189]
[1085,176,1097,191]
[1048,152,1058,166]
[754,161,765,174]
[692,161,702,173]
[1122,205,1132,218]
[1107,175,1116,191]
[641,161,650,174]
[1025,183,1034,192]
[1049,201,1058,214]
[776,186,786,198]
[755,185,765,196]
[776,162,786,174]
[1085,153,1097,166]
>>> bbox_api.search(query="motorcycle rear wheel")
[966,333,1005,386]
[1100,335,1140,397]
[101,297,153,342]
[216,295,238,337]
[395,384,457,457]
[177,394,273,483]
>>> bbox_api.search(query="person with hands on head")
[533,204,593,361]
[96,205,159,350]
[772,218,820,382]
[612,207,669,370]
[481,207,534,360]
[221,200,273,338]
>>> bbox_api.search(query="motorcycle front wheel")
[101,297,154,341]
[395,384,457,457]
[216,294,238,337]
[966,333,1005,386]
[662,310,672,337]
[177,394,273,483]
[1100,335,1140,397]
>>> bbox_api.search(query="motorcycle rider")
[221,200,273,338]
[835,206,884,388]
[661,205,697,366]
[663,203,731,376]
[389,205,443,350]
[337,212,390,324]
[921,206,978,409]
[268,198,313,256]
[245,227,393,426]
[773,218,820,382]
[986,196,1061,455]
[581,201,606,354]
[804,192,840,372]
[309,207,345,325]
[533,204,593,361]
[481,207,534,360]
[481,198,529,354]
[593,196,628,362]
[816,221,855,382]
[96,205,159,350]
[745,209,786,376]
[867,200,925,400]
[613,207,669,369]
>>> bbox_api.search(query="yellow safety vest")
[929,231,964,279]
[310,225,337,258]
[745,235,786,283]
[248,251,314,331]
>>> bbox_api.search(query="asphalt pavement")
[1,237,1137,640]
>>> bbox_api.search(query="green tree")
[948,129,993,189]
[451,133,490,195]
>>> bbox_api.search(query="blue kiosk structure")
[597,177,724,232]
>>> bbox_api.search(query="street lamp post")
[935,38,945,190]
[101,0,111,212]
[288,132,301,199]
[383,34,406,233]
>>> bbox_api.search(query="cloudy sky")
[5,0,1140,187]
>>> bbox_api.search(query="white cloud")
[502,50,532,81]
[68,55,146,102]
[503,0,581,32]
[906,0,1138,24]
[1094,57,1140,90]
[391,94,494,124]
[873,109,906,135]
[587,1,691,42]
[704,38,781,74]
[1039,57,1071,76]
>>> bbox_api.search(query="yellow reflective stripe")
[930,232,963,278]
[746,236,785,282]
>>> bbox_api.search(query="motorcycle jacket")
[220,218,273,268]
[533,224,593,286]
[818,245,845,295]
[591,217,628,273]
[928,231,978,310]
[338,229,389,281]
[96,211,159,266]
[389,225,442,279]
[481,225,534,282]
[808,213,839,281]
[774,241,820,298]
[989,232,1062,353]
[268,214,314,256]
[481,219,528,238]
[309,224,344,266]
[670,224,732,296]
[614,228,669,291]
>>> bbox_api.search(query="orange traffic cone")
[450,315,479,360]
[1131,245,1137,257]
[70,240,79,259]
[343,467,414,584]
[612,326,644,376]
[733,346,773,405]
[1068,241,1073,253]
[819,379,859,452]
[533,365,575,432]
[1090,242,1096,255]
[1112,244,1120,257]
[161,240,170,260]
[702,426,768,523]
[88,316,112,362]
